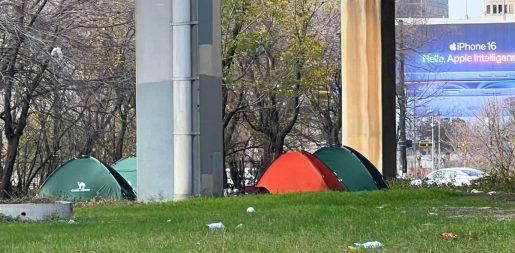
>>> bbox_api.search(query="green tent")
[343,145,388,189]
[314,147,387,191]
[112,156,137,194]
[39,156,136,202]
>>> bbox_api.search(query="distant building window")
[499,4,503,13]
[487,5,490,14]
[493,4,497,14]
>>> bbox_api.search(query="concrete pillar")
[136,0,175,200]
[136,0,223,201]
[192,0,224,197]
[341,0,396,178]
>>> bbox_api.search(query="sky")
[448,0,486,19]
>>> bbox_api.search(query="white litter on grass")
[488,191,497,196]
[207,222,225,230]
[376,204,389,209]
[470,189,483,194]
[428,212,438,216]
[354,241,383,249]
[167,219,172,222]
[246,207,255,214]
[67,219,75,224]
[235,223,243,229]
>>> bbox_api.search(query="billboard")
[403,23,515,117]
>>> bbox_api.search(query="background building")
[485,0,515,15]
[396,0,449,18]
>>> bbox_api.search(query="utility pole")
[413,89,417,168]
[465,0,469,19]
[398,20,408,177]
[437,120,441,169]
[431,116,435,172]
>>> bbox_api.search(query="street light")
[428,113,441,172]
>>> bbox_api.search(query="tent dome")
[314,147,387,191]
[256,151,344,194]
[39,156,136,202]
[112,156,137,193]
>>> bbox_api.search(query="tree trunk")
[330,126,342,147]
[259,136,284,177]
[114,115,128,161]
[0,137,21,198]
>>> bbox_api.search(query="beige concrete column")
[341,0,396,177]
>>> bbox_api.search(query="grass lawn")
[0,189,514,253]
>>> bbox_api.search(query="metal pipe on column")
[172,0,193,199]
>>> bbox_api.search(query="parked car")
[411,167,487,186]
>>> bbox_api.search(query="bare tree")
[241,0,328,176]
[302,1,342,148]
[0,0,136,198]
[221,0,343,185]
[0,0,73,198]
[449,100,514,185]
[395,15,458,175]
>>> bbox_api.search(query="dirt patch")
[466,191,515,202]
[430,206,515,221]
[487,192,515,202]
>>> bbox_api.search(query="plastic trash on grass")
[246,207,255,214]
[207,222,225,230]
[353,241,383,249]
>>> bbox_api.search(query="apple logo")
[449,43,457,51]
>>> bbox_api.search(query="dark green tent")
[39,156,136,202]
[112,156,137,194]
[343,145,388,189]
[314,147,387,191]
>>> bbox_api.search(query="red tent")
[256,151,345,194]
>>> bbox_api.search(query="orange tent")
[256,151,345,194]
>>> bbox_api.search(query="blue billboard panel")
[404,23,515,117]
[408,80,514,117]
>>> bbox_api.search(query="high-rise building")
[485,0,515,15]
[396,0,449,18]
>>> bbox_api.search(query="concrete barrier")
[0,201,73,221]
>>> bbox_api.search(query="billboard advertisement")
[403,23,515,117]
